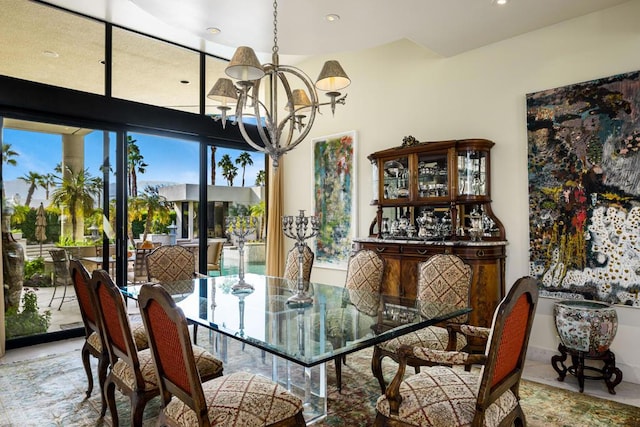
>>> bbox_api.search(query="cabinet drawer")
[359,242,401,255]
[401,245,442,258]
[453,245,505,259]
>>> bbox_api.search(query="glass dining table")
[121,273,470,424]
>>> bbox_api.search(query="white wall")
[281,1,640,383]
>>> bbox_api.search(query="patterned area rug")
[1,340,639,427]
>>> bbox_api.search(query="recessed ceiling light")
[180,80,190,85]
[492,0,509,5]
[42,50,59,58]
[325,14,340,22]
[207,27,221,35]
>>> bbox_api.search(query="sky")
[2,127,265,205]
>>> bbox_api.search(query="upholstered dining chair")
[90,269,224,427]
[371,253,473,393]
[70,260,151,415]
[146,244,203,283]
[206,241,224,276]
[138,283,307,427]
[323,249,384,392]
[374,276,539,427]
[283,244,315,284]
[48,248,74,309]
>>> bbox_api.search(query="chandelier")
[207,0,350,168]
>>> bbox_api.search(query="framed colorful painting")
[312,131,357,269]
[527,70,640,307]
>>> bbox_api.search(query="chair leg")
[104,378,117,421]
[57,284,68,310]
[97,354,109,416]
[48,280,58,308]
[334,356,342,393]
[371,345,387,394]
[80,344,93,398]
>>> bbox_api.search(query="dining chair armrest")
[410,345,486,366]
[446,323,491,351]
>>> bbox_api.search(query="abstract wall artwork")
[313,131,356,269]
[527,70,640,307]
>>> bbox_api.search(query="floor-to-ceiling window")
[0,0,265,348]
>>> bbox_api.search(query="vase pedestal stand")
[551,343,623,394]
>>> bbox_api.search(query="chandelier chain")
[272,0,279,55]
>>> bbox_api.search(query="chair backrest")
[146,245,195,283]
[206,241,224,272]
[91,269,146,389]
[283,244,315,283]
[49,249,72,285]
[69,259,99,339]
[133,248,154,282]
[138,283,208,420]
[474,276,539,420]
[417,254,472,323]
[344,249,385,317]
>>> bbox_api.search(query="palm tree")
[50,166,102,242]
[250,200,266,240]
[135,185,173,242]
[18,171,43,207]
[255,170,266,186]
[127,136,147,197]
[210,145,217,185]
[218,154,238,186]
[39,173,57,200]
[235,151,254,187]
[2,143,19,167]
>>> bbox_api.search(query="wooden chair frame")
[371,253,473,393]
[374,276,539,427]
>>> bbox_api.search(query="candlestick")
[282,210,319,306]
[226,215,257,293]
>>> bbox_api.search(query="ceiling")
[42,0,630,61]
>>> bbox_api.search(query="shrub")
[5,290,51,339]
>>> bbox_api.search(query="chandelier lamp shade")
[207,0,350,168]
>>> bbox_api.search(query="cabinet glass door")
[458,150,488,196]
[416,153,448,199]
[382,156,410,201]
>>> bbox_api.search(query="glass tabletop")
[122,273,470,367]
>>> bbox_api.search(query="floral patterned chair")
[138,283,307,427]
[283,244,315,284]
[371,254,473,393]
[146,245,202,282]
[322,249,385,392]
[374,276,539,427]
[90,269,223,427]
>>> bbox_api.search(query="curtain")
[265,157,285,277]
[1,208,5,357]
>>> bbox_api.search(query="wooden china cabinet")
[354,137,507,339]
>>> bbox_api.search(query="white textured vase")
[553,300,618,356]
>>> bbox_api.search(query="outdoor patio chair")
[90,269,223,427]
[48,248,74,310]
[138,283,306,427]
[371,253,473,393]
[374,276,539,427]
[206,241,224,276]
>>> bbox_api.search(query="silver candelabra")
[226,216,257,293]
[282,210,320,306]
